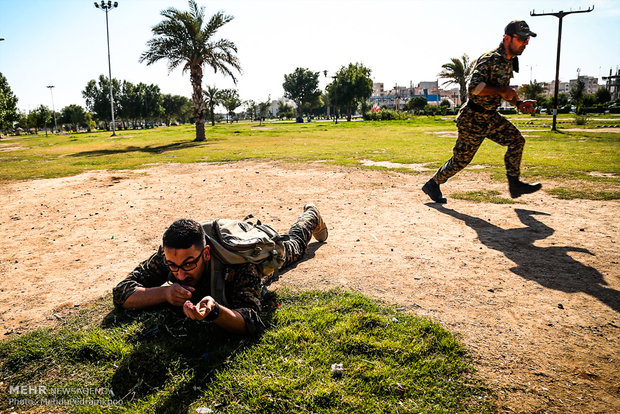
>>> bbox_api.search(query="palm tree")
[140,0,241,141]
[438,54,472,106]
[204,85,222,126]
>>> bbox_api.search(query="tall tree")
[60,104,88,131]
[220,89,241,123]
[328,63,373,121]
[119,81,139,127]
[203,85,222,126]
[140,0,241,141]
[282,67,321,118]
[27,105,52,135]
[82,75,121,130]
[438,54,472,106]
[0,72,19,134]
[162,94,192,126]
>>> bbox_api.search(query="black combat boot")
[422,178,447,203]
[508,175,542,198]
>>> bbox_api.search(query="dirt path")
[1,161,618,413]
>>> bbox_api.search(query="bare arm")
[183,296,247,334]
[472,82,536,113]
[122,283,195,309]
[472,82,519,105]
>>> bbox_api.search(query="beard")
[509,40,526,56]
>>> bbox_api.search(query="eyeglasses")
[165,249,205,272]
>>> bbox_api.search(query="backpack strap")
[209,255,229,307]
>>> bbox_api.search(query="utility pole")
[530,6,594,132]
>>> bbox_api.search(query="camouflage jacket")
[467,43,517,111]
[112,246,266,334]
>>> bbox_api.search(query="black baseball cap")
[505,20,537,38]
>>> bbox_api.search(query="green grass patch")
[0,290,494,413]
[452,190,516,204]
[546,187,620,200]
[1,117,618,200]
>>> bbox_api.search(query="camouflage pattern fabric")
[467,44,516,111]
[112,208,319,334]
[433,43,524,184]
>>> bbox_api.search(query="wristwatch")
[204,301,220,322]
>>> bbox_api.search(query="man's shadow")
[99,291,281,411]
[428,205,619,313]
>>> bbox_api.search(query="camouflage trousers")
[433,108,525,184]
[280,208,318,269]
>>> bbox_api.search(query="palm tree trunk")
[190,65,206,142]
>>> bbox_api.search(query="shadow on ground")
[69,141,205,157]
[100,291,279,412]
[428,205,619,313]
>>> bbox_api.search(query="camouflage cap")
[504,20,537,38]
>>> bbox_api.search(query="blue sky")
[1,0,618,112]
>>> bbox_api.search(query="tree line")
[2,0,617,137]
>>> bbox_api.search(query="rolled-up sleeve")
[468,55,491,95]
[113,246,170,308]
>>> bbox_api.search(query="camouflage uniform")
[433,43,525,184]
[112,209,319,334]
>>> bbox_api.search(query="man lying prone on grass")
[112,204,328,335]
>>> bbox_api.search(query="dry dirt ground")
[1,161,618,413]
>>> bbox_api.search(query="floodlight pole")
[46,85,58,133]
[94,1,119,136]
[530,6,594,132]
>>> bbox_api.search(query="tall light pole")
[46,86,58,133]
[94,1,119,136]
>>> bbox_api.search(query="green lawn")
[0,290,495,413]
[2,117,618,187]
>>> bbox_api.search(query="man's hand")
[183,296,216,321]
[498,87,519,105]
[165,283,195,306]
[518,100,537,114]
[473,83,519,105]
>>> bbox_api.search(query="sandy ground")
[0,161,618,413]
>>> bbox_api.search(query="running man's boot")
[422,178,447,203]
[508,175,542,198]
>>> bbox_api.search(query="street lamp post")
[94,1,119,136]
[46,85,58,133]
